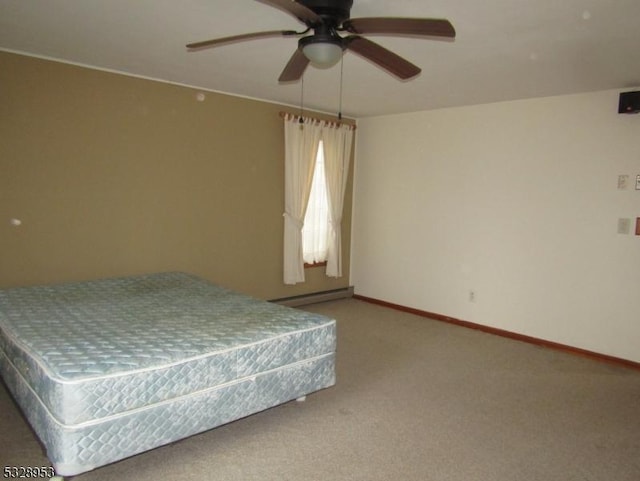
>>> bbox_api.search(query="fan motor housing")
[298,0,353,25]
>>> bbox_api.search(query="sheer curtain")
[302,141,329,264]
[283,115,322,285]
[321,122,354,278]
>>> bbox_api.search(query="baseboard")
[354,294,640,372]
[272,286,354,307]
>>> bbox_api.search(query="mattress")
[0,272,336,477]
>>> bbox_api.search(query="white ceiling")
[1,0,640,118]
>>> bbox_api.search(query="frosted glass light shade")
[302,42,343,68]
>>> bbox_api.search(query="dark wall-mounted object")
[618,91,640,114]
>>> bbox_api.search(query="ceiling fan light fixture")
[188,0,456,82]
[300,36,343,68]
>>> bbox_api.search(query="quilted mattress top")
[0,272,335,382]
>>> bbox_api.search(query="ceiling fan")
[186,0,456,82]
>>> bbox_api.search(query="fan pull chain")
[338,55,344,120]
[299,75,305,129]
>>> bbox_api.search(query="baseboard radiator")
[271,286,354,307]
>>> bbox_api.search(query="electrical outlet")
[469,290,476,302]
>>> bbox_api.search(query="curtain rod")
[278,111,356,131]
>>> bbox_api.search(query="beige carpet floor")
[1,298,639,480]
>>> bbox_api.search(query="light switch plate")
[636,175,640,190]
[618,175,629,189]
[618,218,631,235]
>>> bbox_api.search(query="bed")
[0,272,336,478]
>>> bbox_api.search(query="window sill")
[304,261,327,269]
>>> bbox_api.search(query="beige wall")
[353,89,640,363]
[0,51,353,299]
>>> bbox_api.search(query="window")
[283,114,352,284]
[302,140,329,265]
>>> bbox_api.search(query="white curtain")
[321,122,354,278]
[283,115,322,284]
[302,141,330,264]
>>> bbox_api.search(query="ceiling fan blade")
[343,17,455,38]
[187,30,298,50]
[256,0,322,25]
[344,36,421,80]
[278,48,310,82]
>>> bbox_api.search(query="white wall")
[352,88,640,363]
